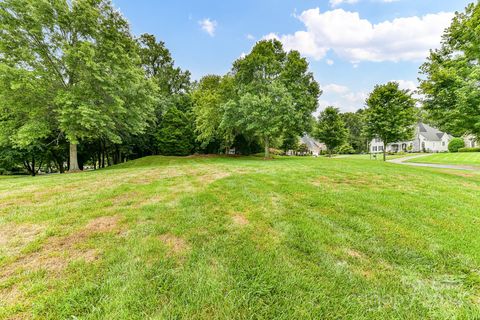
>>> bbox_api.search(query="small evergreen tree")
[155,107,195,156]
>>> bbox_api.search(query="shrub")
[336,144,355,154]
[458,147,480,152]
[269,148,283,156]
[448,138,465,153]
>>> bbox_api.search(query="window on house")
[442,141,445,146]
[378,146,384,151]
[373,146,377,152]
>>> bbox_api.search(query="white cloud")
[199,18,217,37]
[246,34,256,40]
[392,79,417,91]
[326,59,334,65]
[268,8,453,63]
[323,83,349,94]
[330,0,359,8]
[318,83,367,113]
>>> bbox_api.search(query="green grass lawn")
[1,156,479,319]
[334,153,421,161]
[407,152,480,167]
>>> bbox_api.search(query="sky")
[112,0,472,113]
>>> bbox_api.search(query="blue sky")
[112,0,472,113]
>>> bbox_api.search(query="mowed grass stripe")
[407,152,480,167]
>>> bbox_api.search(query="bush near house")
[336,144,355,154]
[448,138,465,152]
[458,147,480,152]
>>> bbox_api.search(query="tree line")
[1,0,479,175]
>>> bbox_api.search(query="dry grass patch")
[232,214,249,226]
[0,223,45,256]
[346,248,365,259]
[159,233,190,255]
[311,175,377,188]
[0,216,121,281]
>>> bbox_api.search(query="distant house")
[463,133,478,148]
[298,135,326,156]
[370,123,452,153]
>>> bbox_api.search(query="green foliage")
[0,0,156,170]
[222,80,294,158]
[448,138,465,153]
[314,106,348,156]
[192,75,235,150]
[155,107,195,156]
[457,147,480,153]
[336,144,355,154]
[364,82,417,160]
[419,2,480,138]
[225,39,320,158]
[281,133,300,153]
[341,110,367,153]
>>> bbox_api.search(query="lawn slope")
[0,156,479,319]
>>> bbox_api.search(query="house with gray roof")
[287,135,326,156]
[301,135,326,155]
[370,123,453,153]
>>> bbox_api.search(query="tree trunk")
[69,143,80,172]
[30,155,36,176]
[264,137,270,159]
[383,142,386,161]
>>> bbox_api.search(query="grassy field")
[336,153,421,161]
[1,156,479,319]
[407,152,480,167]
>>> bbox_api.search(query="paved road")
[387,154,479,171]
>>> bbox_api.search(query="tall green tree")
[136,33,193,156]
[0,0,156,172]
[341,110,368,153]
[364,82,416,161]
[419,2,480,139]
[192,75,235,152]
[155,107,195,156]
[224,39,320,158]
[314,106,348,157]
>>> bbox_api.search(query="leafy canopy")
[0,0,156,148]
[314,106,348,155]
[419,2,480,138]
[364,82,417,153]
[222,39,321,157]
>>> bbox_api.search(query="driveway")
[387,154,479,171]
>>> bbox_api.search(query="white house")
[463,133,478,148]
[370,123,452,153]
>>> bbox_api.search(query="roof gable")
[417,123,448,142]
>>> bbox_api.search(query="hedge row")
[458,147,480,152]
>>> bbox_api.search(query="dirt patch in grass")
[232,214,249,226]
[84,215,120,233]
[159,233,190,254]
[346,249,364,259]
[0,223,45,256]
[311,175,377,188]
[0,285,24,306]
[0,216,121,281]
